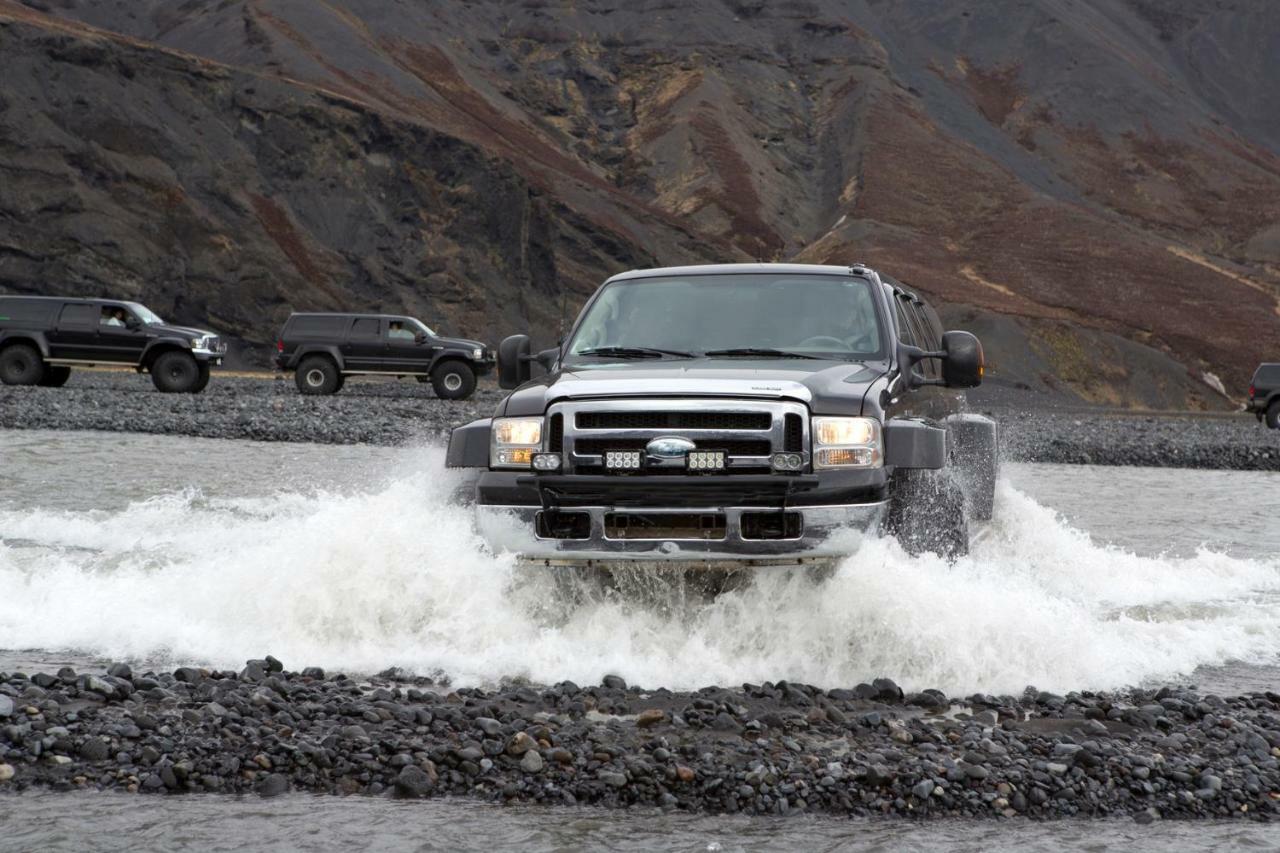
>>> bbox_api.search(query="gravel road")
[2,660,1278,820]
[0,371,1277,470]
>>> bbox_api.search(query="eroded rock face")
[1,0,1278,400]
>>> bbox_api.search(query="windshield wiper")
[576,346,696,359]
[703,347,822,360]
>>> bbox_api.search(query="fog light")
[771,452,804,472]
[816,447,875,468]
[686,450,726,471]
[495,448,534,466]
[605,450,642,470]
[532,453,562,471]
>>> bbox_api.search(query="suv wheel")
[431,360,476,400]
[0,343,46,386]
[295,356,341,395]
[1267,400,1280,430]
[38,366,72,388]
[883,469,969,561]
[151,351,201,393]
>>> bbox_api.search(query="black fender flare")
[427,348,476,375]
[140,338,196,368]
[0,330,51,359]
[291,345,345,372]
[447,418,492,468]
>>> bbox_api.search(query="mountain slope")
[2,0,1278,404]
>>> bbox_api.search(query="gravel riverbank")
[0,371,1277,470]
[1,661,1278,821]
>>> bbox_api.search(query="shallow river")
[2,429,1279,849]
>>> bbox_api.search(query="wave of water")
[1,446,1278,695]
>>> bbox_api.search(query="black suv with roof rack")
[446,262,998,567]
[0,296,225,392]
[274,312,494,399]
[1248,363,1280,428]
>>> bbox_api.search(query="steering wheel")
[798,335,852,351]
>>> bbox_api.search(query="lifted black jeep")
[447,263,998,566]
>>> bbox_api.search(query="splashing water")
[1,437,1277,696]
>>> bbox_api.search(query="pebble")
[0,660,1276,823]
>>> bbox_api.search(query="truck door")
[51,302,99,361]
[94,304,148,364]
[342,317,384,371]
[385,317,434,373]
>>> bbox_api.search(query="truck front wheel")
[884,469,969,561]
[151,351,201,393]
[431,360,476,400]
[1267,400,1280,430]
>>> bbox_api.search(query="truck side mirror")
[125,316,142,330]
[498,334,532,389]
[941,330,983,388]
[414,331,428,345]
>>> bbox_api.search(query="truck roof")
[605,263,875,283]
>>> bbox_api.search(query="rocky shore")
[1,661,1278,820]
[2,371,1277,471]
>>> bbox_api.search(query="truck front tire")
[0,343,45,386]
[295,356,341,395]
[151,351,201,393]
[884,469,969,561]
[1267,400,1280,430]
[431,360,476,400]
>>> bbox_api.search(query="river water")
[1,429,1279,849]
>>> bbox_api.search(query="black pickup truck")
[446,263,998,567]
[0,296,225,392]
[275,312,493,399]
[1248,363,1280,428]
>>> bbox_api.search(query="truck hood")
[151,323,219,339]
[437,336,487,352]
[497,358,888,417]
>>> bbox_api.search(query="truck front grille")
[553,399,810,476]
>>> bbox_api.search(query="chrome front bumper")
[475,502,887,567]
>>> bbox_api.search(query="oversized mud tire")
[431,360,476,400]
[151,351,201,393]
[189,363,211,394]
[1267,400,1280,430]
[295,356,341,395]
[884,468,969,560]
[37,365,72,387]
[0,343,45,386]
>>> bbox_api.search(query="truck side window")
[350,318,380,338]
[58,303,97,328]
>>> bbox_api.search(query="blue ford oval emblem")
[645,436,696,458]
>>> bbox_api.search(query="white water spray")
[1,443,1277,695]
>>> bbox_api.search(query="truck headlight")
[190,337,204,348]
[491,417,543,468]
[472,348,483,360]
[812,416,882,469]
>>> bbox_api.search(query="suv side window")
[58,303,97,328]
[350,318,380,338]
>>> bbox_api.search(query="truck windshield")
[566,274,885,360]
[127,303,165,325]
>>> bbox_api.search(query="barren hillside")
[2,0,1278,405]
